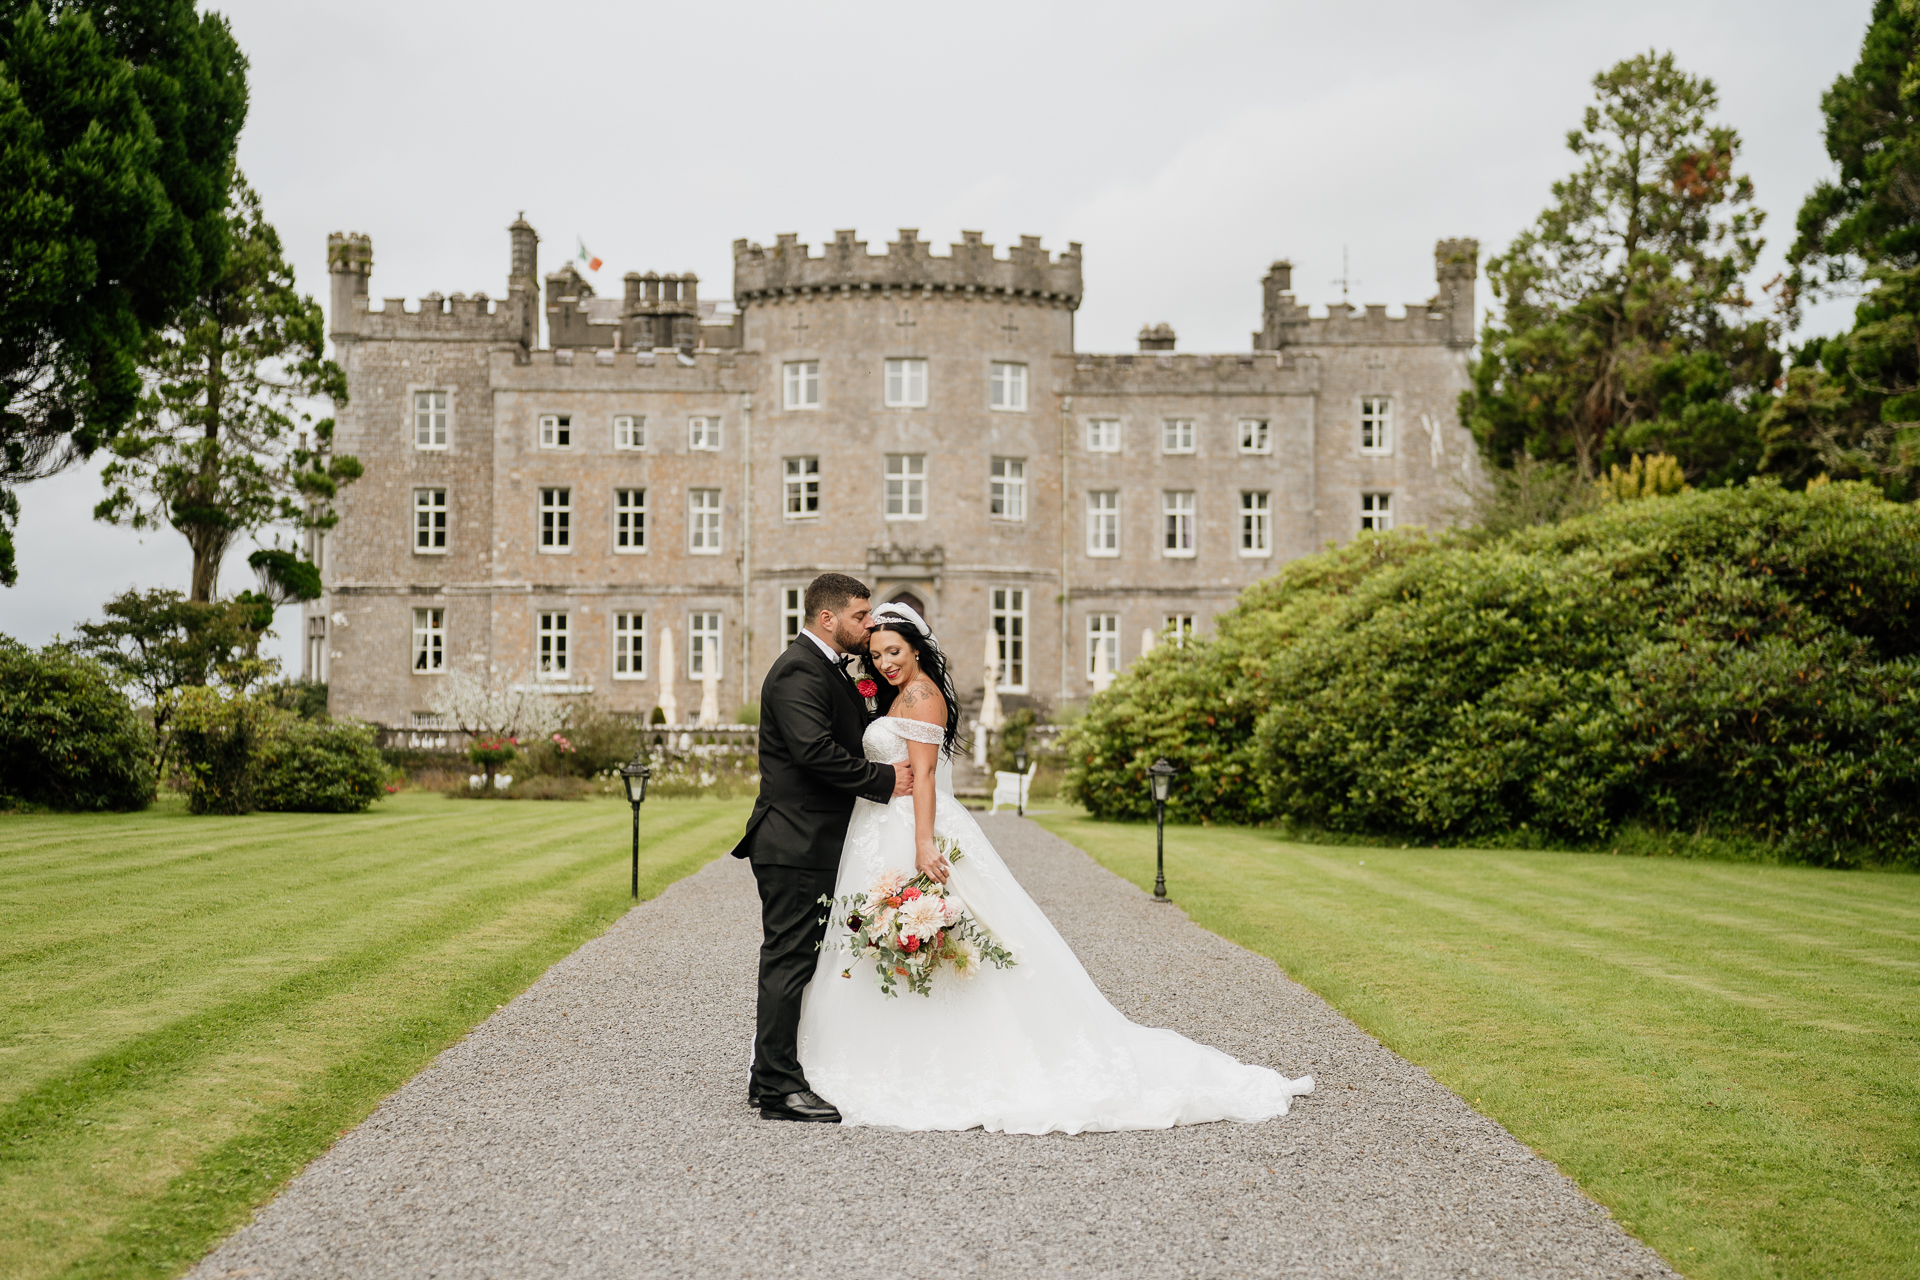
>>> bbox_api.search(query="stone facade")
[310,220,1477,729]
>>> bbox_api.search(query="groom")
[730,572,911,1122]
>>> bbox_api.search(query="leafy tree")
[94,175,356,600]
[0,635,154,810]
[1766,0,1920,500]
[0,0,247,585]
[1462,51,1777,486]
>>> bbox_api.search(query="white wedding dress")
[796,715,1314,1134]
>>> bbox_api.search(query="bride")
[797,602,1313,1134]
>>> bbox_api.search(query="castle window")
[990,458,1026,520]
[1087,491,1119,557]
[782,587,804,645]
[1360,397,1392,454]
[414,391,448,449]
[540,487,571,552]
[1086,614,1119,680]
[690,416,721,451]
[539,414,572,449]
[1086,419,1120,452]
[1240,491,1271,556]
[615,488,647,553]
[885,454,926,520]
[991,588,1027,692]
[1361,491,1393,531]
[1161,419,1195,454]
[990,362,1027,412]
[413,488,447,553]
[1162,491,1196,557]
[784,457,820,518]
[689,489,722,554]
[412,607,445,673]
[614,415,645,450]
[885,359,928,408]
[537,612,569,678]
[1163,614,1196,646]
[613,612,646,679]
[689,612,722,678]
[784,361,820,410]
[1239,418,1271,453]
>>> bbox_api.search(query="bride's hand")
[915,838,949,885]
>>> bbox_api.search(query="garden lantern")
[1013,747,1028,817]
[619,752,652,900]
[1147,757,1177,902]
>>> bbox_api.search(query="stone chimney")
[1137,322,1176,351]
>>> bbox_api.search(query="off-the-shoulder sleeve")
[886,717,947,745]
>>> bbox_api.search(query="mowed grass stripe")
[1035,814,1919,1280]
[0,794,751,1280]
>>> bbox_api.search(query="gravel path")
[190,817,1675,1279]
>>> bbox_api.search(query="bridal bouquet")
[819,837,1016,998]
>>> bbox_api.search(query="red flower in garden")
[857,678,878,698]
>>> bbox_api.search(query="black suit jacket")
[730,636,894,868]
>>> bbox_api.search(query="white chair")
[990,762,1036,814]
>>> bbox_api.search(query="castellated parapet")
[327,222,538,352]
[732,229,1083,308]
[1255,239,1479,350]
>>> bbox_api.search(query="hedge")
[0,637,154,811]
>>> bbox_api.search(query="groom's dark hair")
[804,572,871,620]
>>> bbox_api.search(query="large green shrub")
[167,687,276,815]
[1065,481,1920,864]
[0,638,154,811]
[255,718,389,814]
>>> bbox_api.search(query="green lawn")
[1033,812,1920,1280]
[0,792,750,1280]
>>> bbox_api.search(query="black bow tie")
[838,654,858,669]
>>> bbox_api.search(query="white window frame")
[614,487,647,554]
[539,487,571,553]
[991,587,1027,692]
[784,457,820,519]
[689,612,722,679]
[412,607,445,673]
[990,361,1027,412]
[884,358,928,408]
[1086,613,1119,679]
[1161,418,1195,454]
[1360,397,1393,455]
[613,611,646,679]
[413,487,447,554]
[613,414,645,450]
[1361,491,1394,531]
[784,360,820,410]
[689,415,721,451]
[689,488,722,554]
[990,457,1026,521]
[1163,614,1196,646]
[1162,490,1196,557]
[781,587,804,646]
[885,453,926,520]
[539,413,572,449]
[1238,418,1271,454]
[1086,490,1119,557]
[413,390,448,450]
[1086,418,1120,452]
[537,611,569,679]
[1240,491,1271,557]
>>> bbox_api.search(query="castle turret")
[507,215,539,352]
[326,232,372,338]
[1434,238,1478,348]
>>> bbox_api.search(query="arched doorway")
[885,589,927,621]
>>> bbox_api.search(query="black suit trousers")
[751,860,839,1097]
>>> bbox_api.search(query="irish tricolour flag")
[577,238,602,273]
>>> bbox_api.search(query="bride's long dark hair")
[867,618,964,758]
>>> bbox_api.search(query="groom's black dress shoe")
[759,1090,842,1123]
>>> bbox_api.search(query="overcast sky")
[3,0,1877,666]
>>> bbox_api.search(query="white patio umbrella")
[657,626,679,726]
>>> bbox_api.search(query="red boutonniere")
[856,678,879,698]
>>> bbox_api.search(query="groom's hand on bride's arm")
[892,762,914,798]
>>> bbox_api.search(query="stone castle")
[310,219,1478,729]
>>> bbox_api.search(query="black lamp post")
[619,752,652,901]
[1148,757,1177,903]
[1014,747,1028,817]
